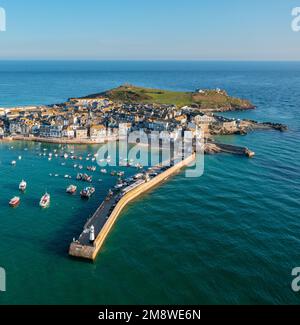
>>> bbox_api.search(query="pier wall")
[206,142,255,158]
[69,153,196,261]
[215,143,255,157]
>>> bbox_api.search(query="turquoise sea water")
[0,61,299,304]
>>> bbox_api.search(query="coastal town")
[0,84,288,260]
[0,85,286,147]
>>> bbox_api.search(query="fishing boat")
[77,173,92,182]
[40,193,50,208]
[19,180,27,192]
[134,173,144,180]
[9,196,20,207]
[114,183,124,189]
[84,174,92,182]
[80,187,95,199]
[66,185,77,194]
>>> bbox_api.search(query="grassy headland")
[81,84,255,111]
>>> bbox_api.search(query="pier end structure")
[69,153,196,261]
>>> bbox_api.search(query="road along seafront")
[69,153,196,261]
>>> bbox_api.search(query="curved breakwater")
[69,153,196,260]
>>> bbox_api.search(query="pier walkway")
[69,153,196,261]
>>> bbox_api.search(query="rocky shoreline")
[209,119,288,136]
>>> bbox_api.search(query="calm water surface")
[0,61,299,304]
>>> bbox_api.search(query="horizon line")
[0,58,300,62]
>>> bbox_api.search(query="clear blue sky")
[0,0,299,60]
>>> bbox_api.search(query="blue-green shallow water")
[0,61,299,304]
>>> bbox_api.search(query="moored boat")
[40,193,50,208]
[80,187,95,199]
[9,196,20,207]
[66,185,77,194]
[19,180,27,192]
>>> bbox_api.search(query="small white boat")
[9,196,20,207]
[11,160,16,166]
[66,185,77,194]
[40,193,50,208]
[80,187,95,199]
[19,180,27,192]
[18,156,22,160]
[101,169,107,174]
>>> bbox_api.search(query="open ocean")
[0,61,299,304]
